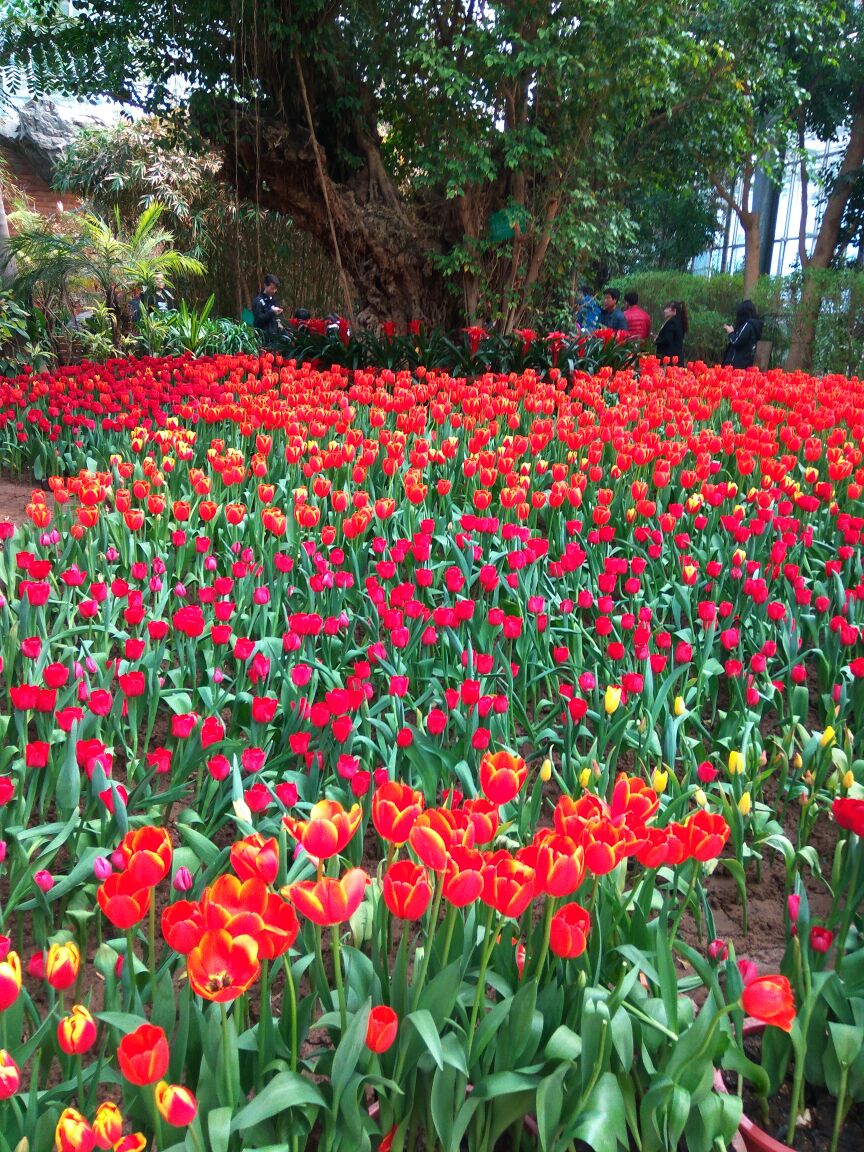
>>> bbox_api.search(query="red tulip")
[117,1023,170,1085]
[549,902,592,959]
[481,853,535,919]
[283,799,362,859]
[741,974,796,1032]
[187,929,260,1002]
[382,861,432,920]
[366,1005,399,1053]
[230,834,280,885]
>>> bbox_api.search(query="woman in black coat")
[655,300,687,364]
[722,300,763,368]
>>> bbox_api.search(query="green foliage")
[55,117,341,318]
[135,296,263,357]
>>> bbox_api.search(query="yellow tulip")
[579,768,592,789]
[673,696,686,717]
[738,792,752,817]
[694,788,708,808]
[821,726,836,749]
[728,750,744,775]
[842,769,854,790]
[792,753,803,770]
[652,768,668,794]
[604,686,622,715]
[540,758,553,783]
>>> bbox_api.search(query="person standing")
[722,300,763,368]
[148,274,175,312]
[251,274,284,342]
[575,284,601,332]
[655,301,688,364]
[598,287,629,332]
[623,291,652,341]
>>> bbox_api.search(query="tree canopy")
[1,0,853,328]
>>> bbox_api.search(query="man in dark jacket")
[599,287,628,332]
[251,274,284,341]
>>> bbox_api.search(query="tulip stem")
[411,875,444,1012]
[284,953,298,1073]
[220,1002,234,1108]
[669,863,698,944]
[148,897,158,1007]
[125,929,137,1010]
[257,958,270,1091]
[330,925,347,1034]
[148,1083,165,1150]
[466,906,497,1068]
[830,1065,849,1152]
[528,896,555,982]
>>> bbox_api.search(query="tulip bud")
[694,788,707,808]
[604,685,622,715]
[707,939,728,962]
[155,1080,198,1126]
[539,758,552,783]
[34,870,54,892]
[697,761,718,784]
[792,753,802,770]
[728,750,744,775]
[652,768,668,794]
[578,768,591,789]
[172,867,194,893]
[821,726,836,749]
[738,792,752,816]
[93,856,113,880]
[233,797,253,824]
[46,941,80,991]
[0,1049,20,1099]
[842,769,854,790]
[673,696,686,717]
[93,1101,123,1149]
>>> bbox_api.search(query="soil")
[0,473,35,525]
[724,1035,864,1152]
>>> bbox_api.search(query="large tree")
[2,0,712,328]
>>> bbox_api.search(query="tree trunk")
[0,186,18,284]
[741,210,761,295]
[229,126,462,328]
[785,88,864,372]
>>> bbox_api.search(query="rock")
[1,97,121,181]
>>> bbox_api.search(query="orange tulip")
[97,870,151,929]
[481,852,535,919]
[286,868,369,926]
[230,834,280,885]
[372,780,424,845]
[187,928,260,1002]
[256,891,300,960]
[442,846,484,906]
[201,874,267,937]
[382,861,432,920]
[409,808,474,871]
[479,750,528,806]
[119,825,173,887]
[528,831,586,898]
[113,1136,147,1152]
[283,799,362,859]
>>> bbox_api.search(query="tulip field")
[0,351,862,1152]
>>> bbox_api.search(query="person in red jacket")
[623,291,652,341]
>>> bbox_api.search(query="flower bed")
[0,354,861,1151]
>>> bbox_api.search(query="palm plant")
[7,201,205,346]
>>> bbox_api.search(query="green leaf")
[406,1009,444,1070]
[230,1072,326,1132]
[567,1072,628,1152]
[828,1022,864,1070]
[545,1024,583,1062]
[537,1064,568,1151]
[208,1107,233,1152]
[331,999,370,1115]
